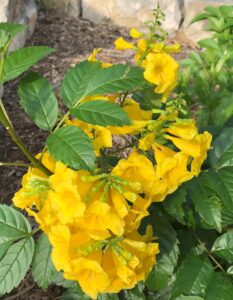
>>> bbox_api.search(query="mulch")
[0,6,193,299]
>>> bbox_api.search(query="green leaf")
[146,217,179,291]
[186,176,222,232]
[32,233,56,289]
[209,128,233,169]
[18,72,58,131]
[61,60,147,108]
[47,126,96,170]
[212,96,233,126]
[1,46,55,84]
[61,290,91,300]
[227,265,233,274]
[205,272,233,300]
[163,188,186,224]
[212,230,233,262]
[0,204,31,242]
[124,282,145,300]
[190,13,208,25]
[0,29,10,51]
[171,254,213,298]
[198,39,220,50]
[215,167,233,210]
[0,22,25,38]
[70,100,131,127]
[51,271,77,289]
[0,237,34,294]
[61,60,101,107]
[175,296,203,300]
[98,294,119,300]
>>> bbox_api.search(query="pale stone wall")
[0,0,37,50]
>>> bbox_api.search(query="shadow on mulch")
[0,7,192,299]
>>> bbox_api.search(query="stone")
[82,0,183,35]
[182,0,233,42]
[0,0,37,50]
[42,0,81,17]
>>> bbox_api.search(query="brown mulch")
[0,7,193,300]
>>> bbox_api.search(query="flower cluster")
[114,27,180,102]
[13,153,159,298]
[13,20,212,299]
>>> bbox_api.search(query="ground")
[0,7,192,300]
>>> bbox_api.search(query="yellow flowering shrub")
[0,5,221,300]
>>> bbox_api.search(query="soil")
[0,7,192,300]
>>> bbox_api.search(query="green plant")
[0,7,233,299]
[177,5,233,127]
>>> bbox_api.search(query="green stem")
[0,99,52,175]
[53,111,70,133]
[193,232,228,275]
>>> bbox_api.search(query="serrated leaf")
[186,177,222,232]
[47,126,96,170]
[52,271,77,289]
[124,282,145,300]
[70,100,131,127]
[32,233,56,289]
[212,230,233,262]
[210,128,233,169]
[1,46,55,84]
[171,254,213,299]
[146,217,179,291]
[205,272,233,300]
[163,188,186,224]
[0,204,31,242]
[61,60,147,108]
[0,22,25,37]
[18,72,58,131]
[0,237,34,294]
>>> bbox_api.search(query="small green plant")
[177,5,233,127]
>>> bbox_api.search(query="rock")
[41,0,81,17]
[82,0,183,35]
[0,0,37,50]
[182,0,233,42]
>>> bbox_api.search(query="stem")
[0,162,32,168]
[53,111,70,133]
[193,232,227,274]
[0,99,52,175]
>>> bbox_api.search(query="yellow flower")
[143,52,179,102]
[112,150,156,197]
[79,200,125,239]
[88,48,102,62]
[139,132,155,150]
[191,131,212,176]
[152,145,194,201]
[49,224,72,272]
[88,48,112,68]
[114,37,135,50]
[135,38,147,64]
[164,119,198,140]
[129,28,143,39]
[64,256,110,299]
[151,43,181,53]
